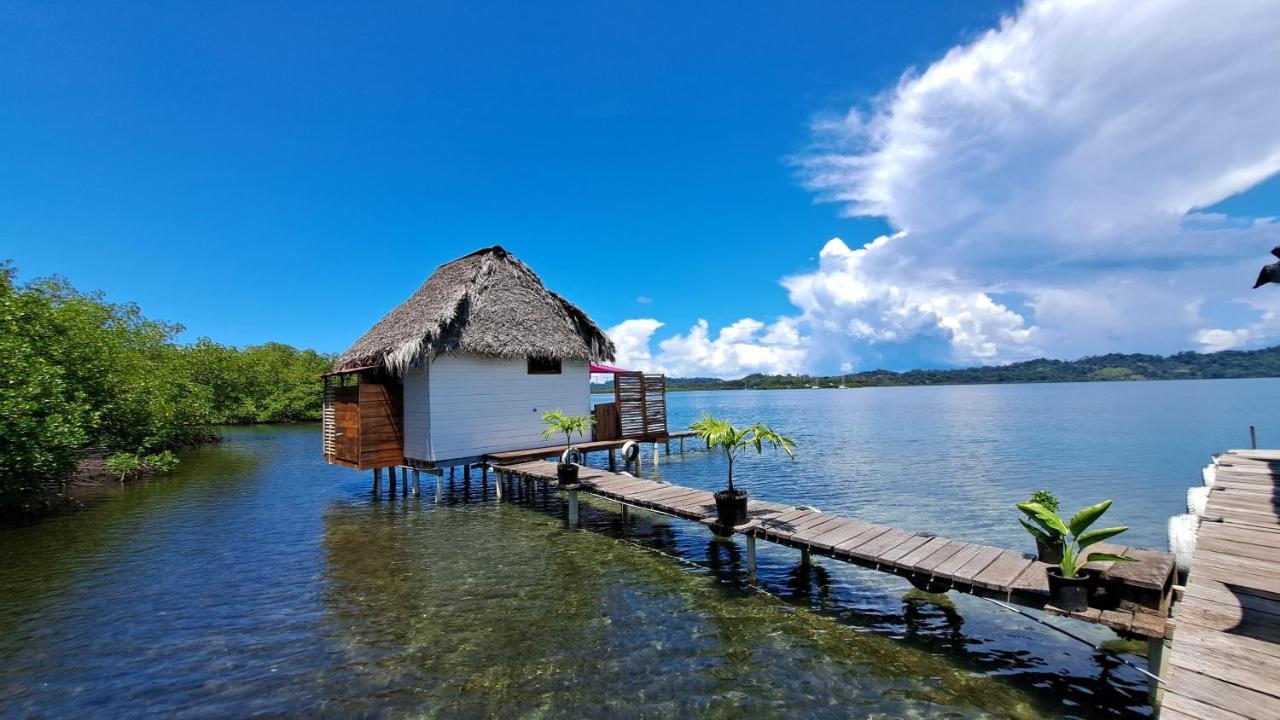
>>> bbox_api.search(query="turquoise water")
[1,378,1275,718]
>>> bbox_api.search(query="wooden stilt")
[389,467,398,496]
[495,470,504,500]
[800,548,812,567]
[373,467,383,498]
[665,439,671,456]
[679,437,685,454]
[746,535,757,582]
[653,442,660,466]
[608,448,616,470]
[1148,637,1169,707]
[621,503,629,522]
[567,489,579,529]
[464,464,471,482]
[435,473,443,504]
[483,464,489,483]
[413,469,421,496]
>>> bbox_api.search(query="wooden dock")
[494,459,1175,640]
[1160,449,1280,720]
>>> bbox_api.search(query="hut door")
[332,385,361,466]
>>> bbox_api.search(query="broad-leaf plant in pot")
[542,410,595,486]
[691,414,796,531]
[1018,498,1134,612]
[1017,489,1064,564]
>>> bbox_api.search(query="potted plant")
[1019,499,1133,612]
[1017,489,1064,563]
[542,410,595,485]
[690,414,796,531]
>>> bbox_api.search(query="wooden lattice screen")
[614,372,667,439]
[322,376,336,461]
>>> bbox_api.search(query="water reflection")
[0,397,1208,717]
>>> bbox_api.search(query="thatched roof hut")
[333,246,615,375]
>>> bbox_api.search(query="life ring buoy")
[1186,486,1209,516]
[560,448,583,465]
[1167,514,1199,577]
[620,441,640,463]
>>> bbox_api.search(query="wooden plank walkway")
[495,459,1175,640]
[1161,449,1280,720]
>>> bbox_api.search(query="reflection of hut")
[322,246,666,474]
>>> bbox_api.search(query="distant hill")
[590,345,1280,393]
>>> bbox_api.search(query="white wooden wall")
[418,354,589,463]
[402,362,431,460]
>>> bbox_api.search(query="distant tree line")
[591,347,1280,393]
[0,263,332,513]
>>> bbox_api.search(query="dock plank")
[911,540,967,575]
[972,550,1035,592]
[807,519,876,551]
[1164,449,1280,719]
[897,536,951,570]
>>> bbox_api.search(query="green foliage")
[1018,490,1065,555]
[1018,499,1134,578]
[1027,489,1059,514]
[690,414,796,493]
[143,450,180,473]
[542,410,594,460]
[105,450,180,482]
[105,453,143,482]
[0,262,334,511]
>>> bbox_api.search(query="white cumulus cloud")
[795,0,1280,361]
[604,317,806,378]
[611,0,1280,378]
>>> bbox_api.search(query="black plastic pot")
[557,463,579,485]
[714,489,749,528]
[1047,567,1090,612]
[1036,538,1064,565]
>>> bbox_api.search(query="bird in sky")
[1253,246,1280,289]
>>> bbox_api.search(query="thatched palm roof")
[333,246,615,375]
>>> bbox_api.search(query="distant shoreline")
[591,374,1280,394]
[590,345,1280,394]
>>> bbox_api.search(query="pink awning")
[589,363,635,374]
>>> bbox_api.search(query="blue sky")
[3,1,1279,377]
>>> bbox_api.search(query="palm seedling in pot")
[1017,489,1064,563]
[542,410,595,486]
[690,414,796,531]
[1018,498,1134,612]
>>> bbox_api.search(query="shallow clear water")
[1,378,1276,718]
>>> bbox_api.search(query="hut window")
[527,357,561,375]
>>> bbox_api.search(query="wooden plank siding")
[326,378,405,470]
[593,402,621,441]
[417,354,591,464]
[402,363,431,461]
[357,381,403,468]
